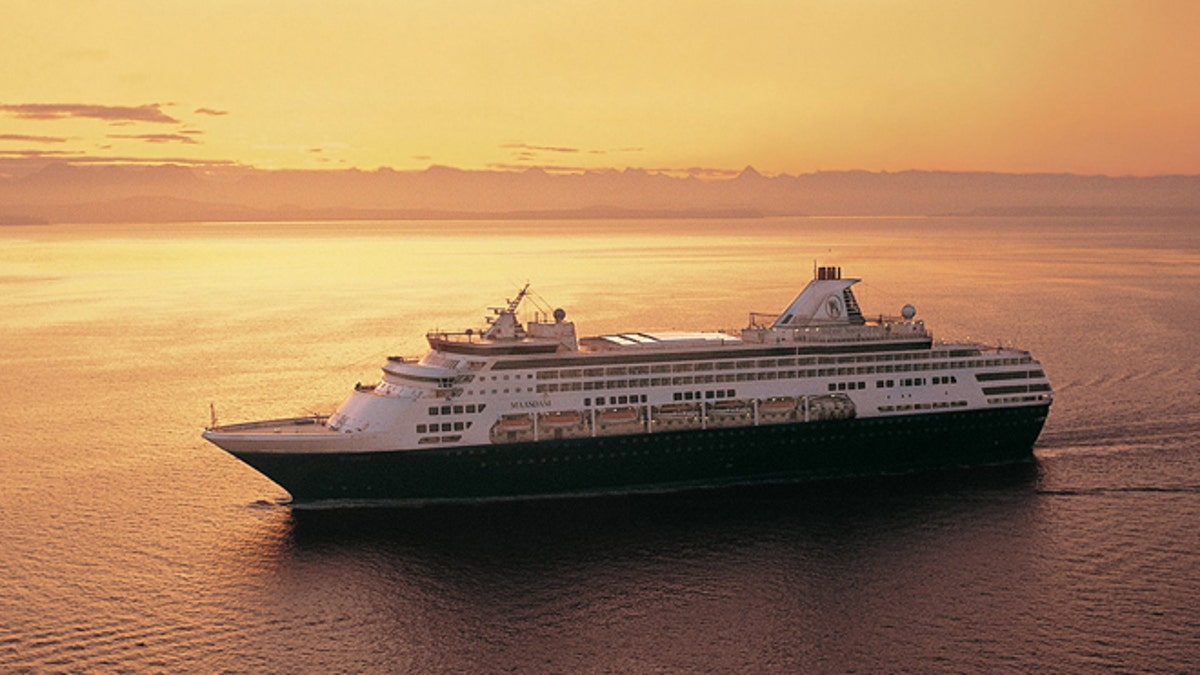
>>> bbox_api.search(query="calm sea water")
[1,217,1197,672]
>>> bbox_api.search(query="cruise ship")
[202,268,1052,503]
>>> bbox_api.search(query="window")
[417,424,427,433]
[429,407,439,415]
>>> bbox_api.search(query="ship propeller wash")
[203,268,1052,503]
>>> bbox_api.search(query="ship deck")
[206,416,336,437]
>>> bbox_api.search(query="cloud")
[107,133,200,145]
[0,149,77,158]
[0,134,68,143]
[0,149,237,167]
[501,143,581,154]
[194,107,229,116]
[502,143,646,158]
[0,103,179,124]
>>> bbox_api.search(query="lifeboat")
[540,410,584,428]
[498,414,533,431]
[598,407,640,424]
[653,403,699,420]
[759,397,796,414]
[709,400,751,416]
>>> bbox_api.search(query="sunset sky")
[3,0,1198,177]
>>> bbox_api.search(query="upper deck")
[421,268,931,369]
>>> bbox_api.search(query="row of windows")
[674,389,738,401]
[585,395,648,406]
[480,373,534,381]
[870,375,958,390]
[976,369,1045,382]
[532,364,969,395]
[878,401,969,412]
[429,403,487,416]
[417,421,475,434]
[830,381,868,391]
[988,394,1051,405]
[530,354,1030,381]
[982,383,1053,396]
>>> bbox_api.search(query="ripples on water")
[0,217,1196,671]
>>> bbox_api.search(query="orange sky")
[2,0,1198,176]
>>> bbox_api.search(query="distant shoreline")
[4,205,1199,226]
[4,165,1199,225]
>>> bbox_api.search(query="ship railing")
[743,324,931,344]
[206,414,330,433]
[426,330,479,343]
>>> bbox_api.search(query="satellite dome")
[901,304,916,320]
[553,308,567,323]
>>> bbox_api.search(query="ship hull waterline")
[220,404,1050,505]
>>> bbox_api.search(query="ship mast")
[483,283,531,340]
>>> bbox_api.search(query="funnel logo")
[826,295,843,318]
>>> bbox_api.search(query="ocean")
[1,216,1197,671]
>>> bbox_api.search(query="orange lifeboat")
[540,411,583,428]
[498,415,533,431]
[598,407,639,424]
[709,400,751,416]
[654,403,697,420]
[759,397,796,414]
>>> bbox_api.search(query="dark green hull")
[230,404,1050,504]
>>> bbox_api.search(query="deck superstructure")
[203,268,1052,503]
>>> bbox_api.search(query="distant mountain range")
[2,163,1198,224]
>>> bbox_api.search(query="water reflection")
[246,465,1045,671]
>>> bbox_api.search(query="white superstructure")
[204,269,1053,458]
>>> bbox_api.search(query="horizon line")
[3,157,1200,181]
